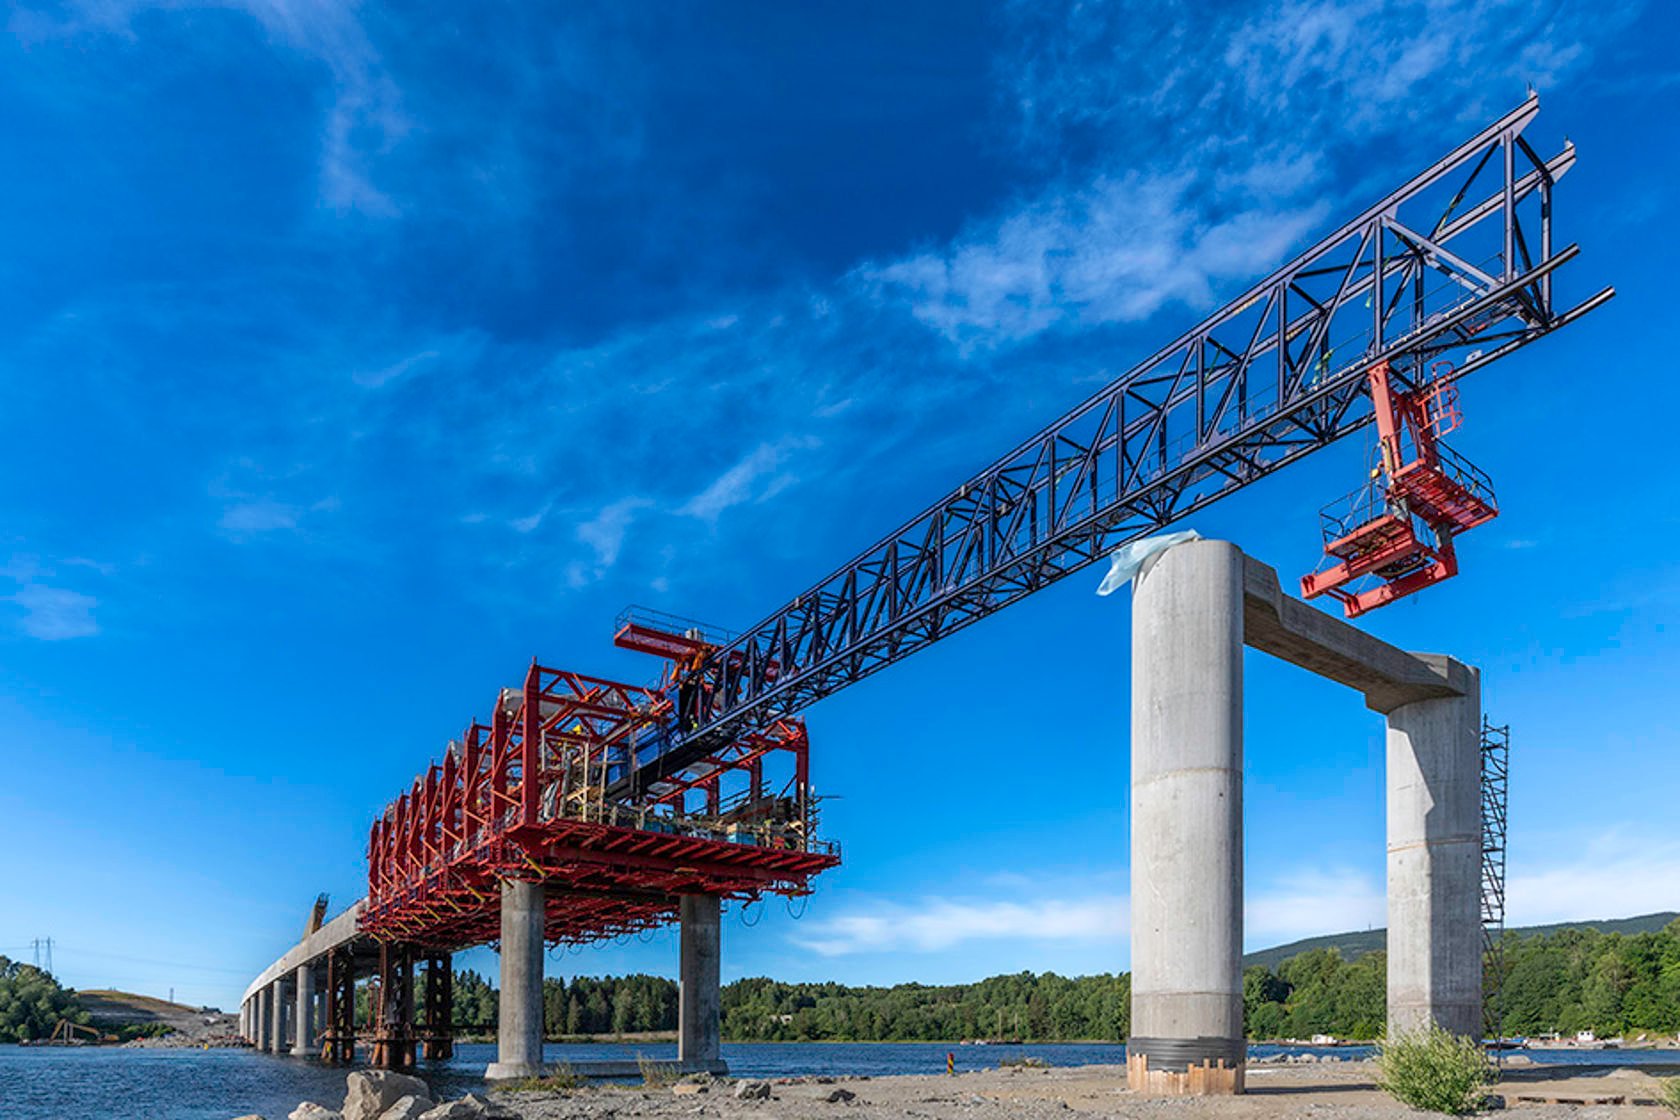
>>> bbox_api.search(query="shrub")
[1657,1077,1680,1116]
[502,1063,584,1093]
[1375,1026,1493,1115]
[637,1054,678,1088]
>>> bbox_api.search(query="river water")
[3,1041,1678,1120]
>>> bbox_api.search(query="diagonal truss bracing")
[633,95,1613,788]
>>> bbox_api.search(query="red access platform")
[1302,360,1498,617]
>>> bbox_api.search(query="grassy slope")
[1242,911,1680,970]
[76,989,201,1023]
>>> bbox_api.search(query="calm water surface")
[3,1041,1678,1120]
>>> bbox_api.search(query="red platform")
[1302,361,1497,617]
[363,654,839,949]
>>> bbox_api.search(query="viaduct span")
[242,96,1604,1092]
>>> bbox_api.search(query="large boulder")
[378,1097,433,1120]
[416,1096,516,1120]
[290,1105,344,1120]
[344,1071,433,1120]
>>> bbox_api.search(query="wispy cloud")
[11,0,407,215]
[9,583,99,640]
[218,500,302,535]
[1246,867,1386,947]
[1508,833,1680,927]
[863,0,1634,353]
[564,496,656,588]
[681,438,819,524]
[859,171,1328,350]
[796,892,1128,957]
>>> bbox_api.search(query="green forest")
[0,957,89,1042]
[438,918,1680,1042]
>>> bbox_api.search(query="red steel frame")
[363,654,838,950]
[1302,360,1499,616]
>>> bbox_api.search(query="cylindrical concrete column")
[258,988,271,1051]
[485,880,545,1080]
[678,893,722,1067]
[269,981,287,1054]
[1129,539,1245,1091]
[292,965,316,1056]
[1387,670,1482,1039]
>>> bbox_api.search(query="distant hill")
[1243,911,1680,971]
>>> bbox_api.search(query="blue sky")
[2,0,1677,1012]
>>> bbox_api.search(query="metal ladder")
[1481,718,1510,1049]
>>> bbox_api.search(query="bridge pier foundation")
[1127,540,1244,1095]
[1387,682,1483,1039]
[678,893,724,1072]
[291,965,316,1057]
[486,880,546,1081]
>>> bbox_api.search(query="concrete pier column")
[255,989,268,1050]
[1387,669,1482,1039]
[1129,539,1245,1094]
[292,965,316,1056]
[678,893,722,1069]
[270,981,287,1054]
[485,880,545,1080]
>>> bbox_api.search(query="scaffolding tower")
[1480,718,1510,1045]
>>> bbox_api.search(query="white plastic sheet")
[1094,530,1202,596]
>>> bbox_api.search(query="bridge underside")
[361,819,838,949]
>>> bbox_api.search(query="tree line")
[437,918,1680,1042]
[6,917,1674,1045]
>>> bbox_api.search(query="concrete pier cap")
[1121,537,1482,1095]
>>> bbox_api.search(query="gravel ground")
[494,1060,1676,1120]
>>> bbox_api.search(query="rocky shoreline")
[231,1058,1679,1120]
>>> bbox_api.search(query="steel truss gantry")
[631,94,1611,787]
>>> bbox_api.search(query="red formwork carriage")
[362,611,840,951]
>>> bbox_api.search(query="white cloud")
[578,497,651,566]
[1246,867,1386,947]
[680,438,817,524]
[1507,836,1680,928]
[218,499,301,535]
[870,0,1633,353]
[562,496,655,587]
[10,584,99,640]
[354,347,439,389]
[795,893,1128,957]
[16,0,407,215]
[860,171,1328,350]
